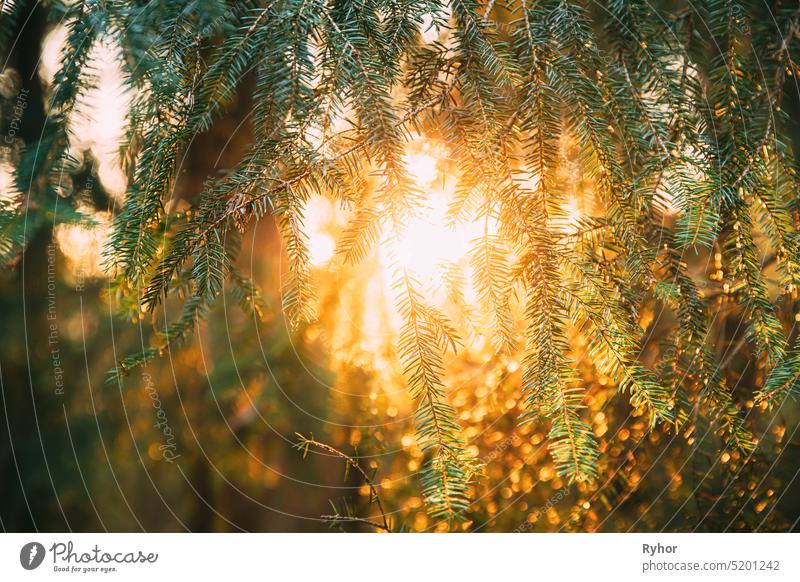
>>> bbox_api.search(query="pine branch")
[395,270,478,521]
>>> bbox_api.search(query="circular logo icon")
[20,542,46,570]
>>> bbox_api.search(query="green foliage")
[3,0,800,526]
[395,270,480,520]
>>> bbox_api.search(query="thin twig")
[296,434,391,532]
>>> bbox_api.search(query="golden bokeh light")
[54,206,111,280]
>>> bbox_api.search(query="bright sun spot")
[558,196,584,234]
[389,142,486,283]
[309,233,336,266]
[391,194,480,283]
[303,139,491,324]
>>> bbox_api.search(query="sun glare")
[405,149,440,187]
[559,197,584,234]
[303,139,493,342]
[389,143,486,283]
[309,233,336,266]
[390,193,480,282]
[306,195,339,266]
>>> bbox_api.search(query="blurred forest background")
[2,0,800,532]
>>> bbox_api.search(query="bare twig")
[295,434,391,532]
